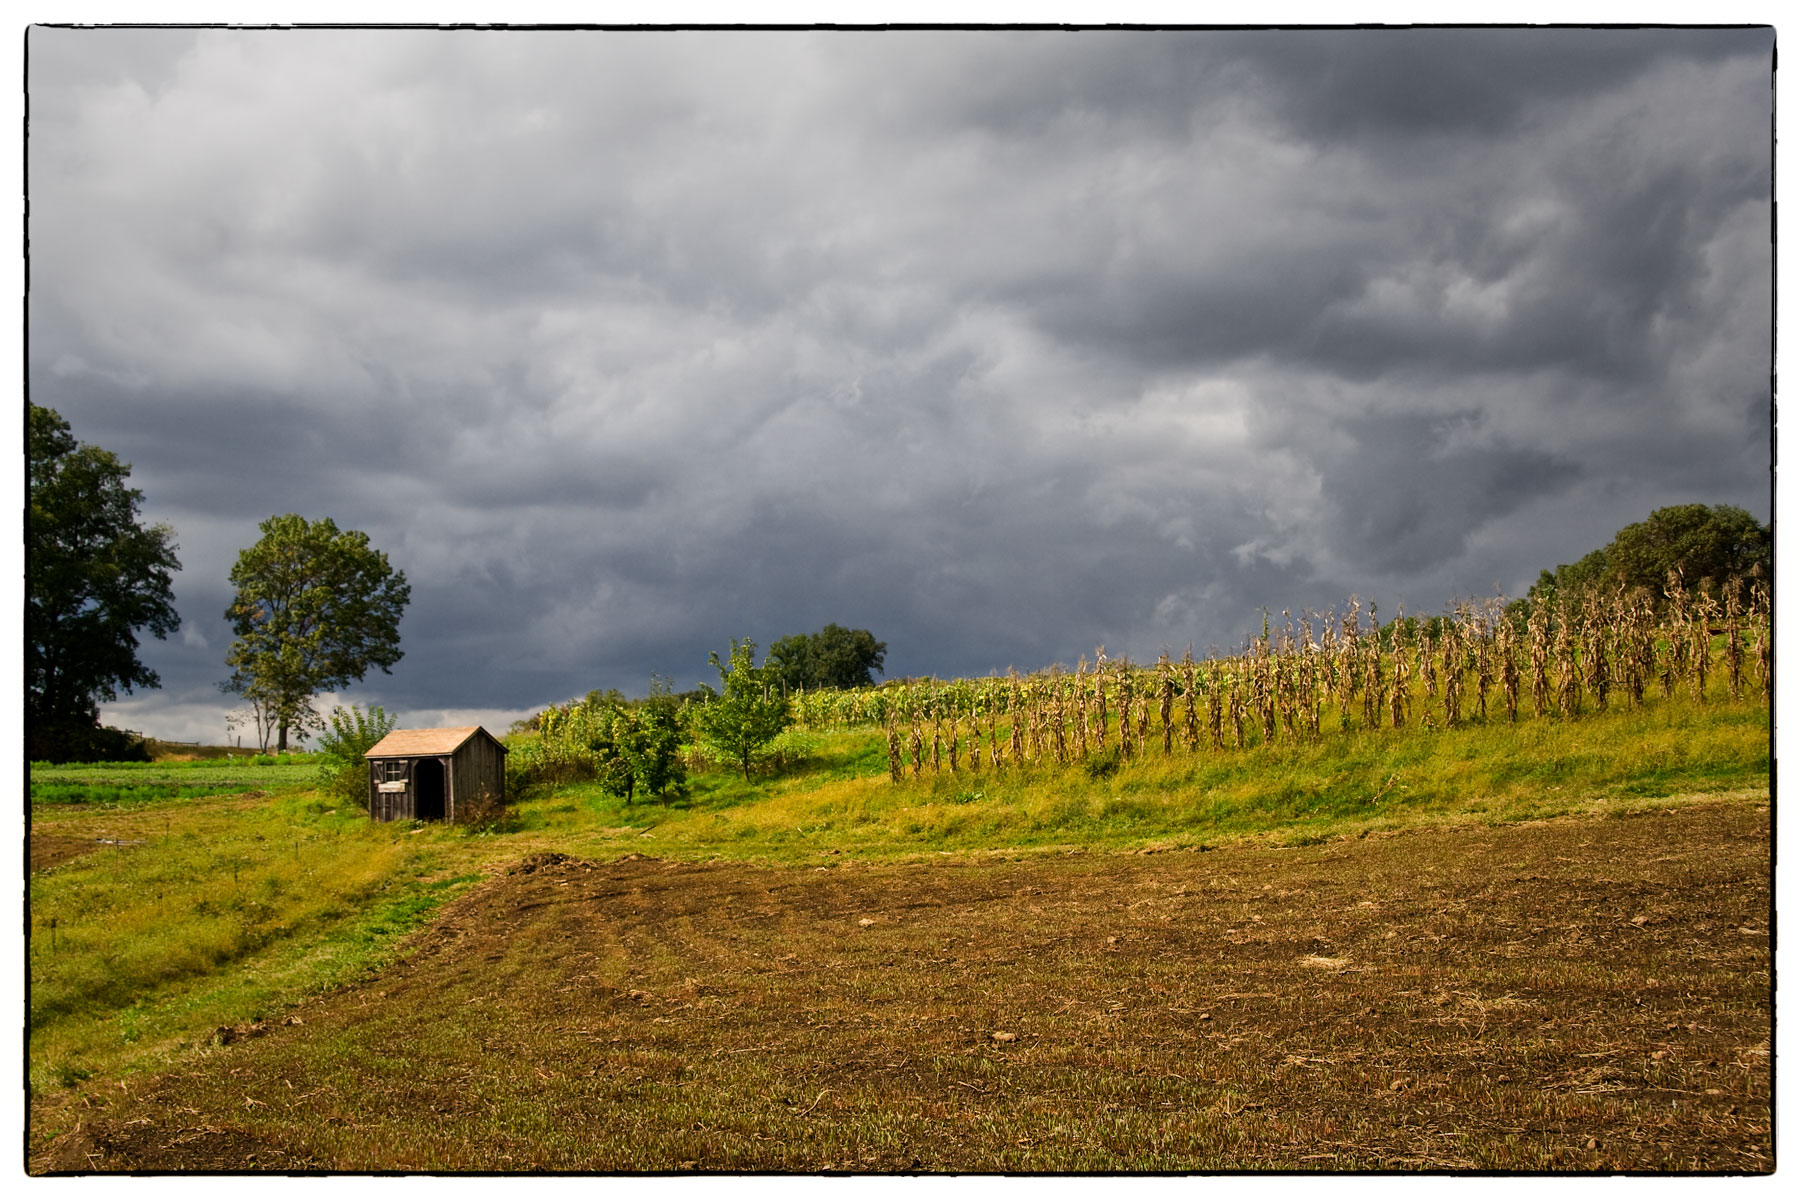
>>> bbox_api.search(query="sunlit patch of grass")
[28,791,486,1096]
[30,757,320,791]
[538,695,1766,864]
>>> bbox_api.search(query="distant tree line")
[30,406,1757,780]
[1521,503,1769,611]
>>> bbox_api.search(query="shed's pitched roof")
[365,726,504,759]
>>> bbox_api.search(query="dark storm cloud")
[1310,413,1582,575]
[1224,28,1769,143]
[25,26,1771,741]
[1013,34,1770,386]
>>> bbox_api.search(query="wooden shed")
[364,726,507,823]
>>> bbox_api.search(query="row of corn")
[785,571,1770,780]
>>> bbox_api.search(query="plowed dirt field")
[34,799,1771,1172]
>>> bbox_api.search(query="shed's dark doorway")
[414,757,446,821]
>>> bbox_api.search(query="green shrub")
[314,705,398,811]
[504,732,597,801]
[504,696,654,799]
[607,685,689,804]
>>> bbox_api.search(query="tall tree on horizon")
[768,624,887,692]
[222,514,410,752]
[1526,503,1770,608]
[26,403,181,761]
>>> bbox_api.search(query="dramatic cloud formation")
[27,27,1771,742]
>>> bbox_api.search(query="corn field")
[787,571,1772,782]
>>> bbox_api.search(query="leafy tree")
[1605,504,1770,596]
[610,685,689,804]
[576,681,689,805]
[26,403,181,761]
[691,639,792,780]
[1526,504,1770,609]
[314,703,398,810]
[767,624,887,692]
[222,514,410,752]
[594,739,639,804]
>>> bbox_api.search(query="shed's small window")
[380,761,407,783]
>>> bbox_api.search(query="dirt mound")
[507,851,599,875]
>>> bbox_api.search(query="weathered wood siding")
[369,760,414,823]
[449,732,506,820]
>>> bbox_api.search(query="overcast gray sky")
[26,26,1772,744]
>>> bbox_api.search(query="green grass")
[27,755,321,811]
[27,689,1768,1106]
[30,782,278,807]
[551,692,1769,863]
[29,788,481,1093]
[30,757,320,791]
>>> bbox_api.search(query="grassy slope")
[27,690,1769,1138]
[578,692,1769,861]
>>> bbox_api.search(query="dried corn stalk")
[1390,611,1411,728]
[1158,651,1175,755]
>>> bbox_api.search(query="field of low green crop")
[31,755,320,790]
[28,757,320,811]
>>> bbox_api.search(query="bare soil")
[34,799,1771,1173]
[30,833,103,873]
